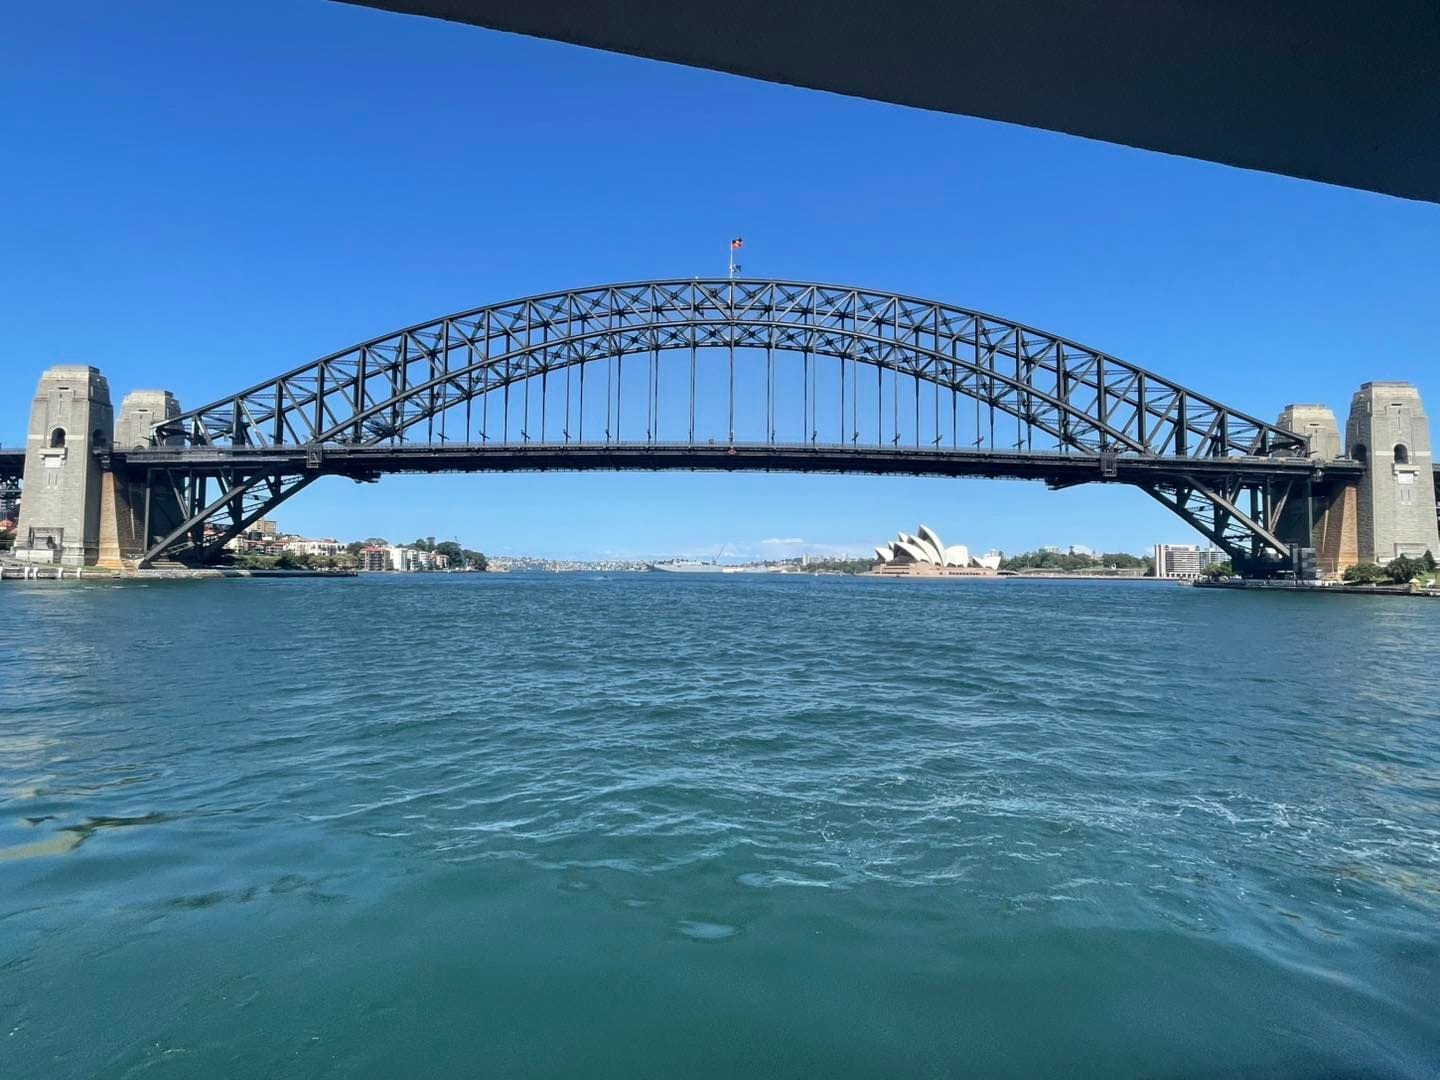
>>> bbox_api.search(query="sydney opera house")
[870,525,1002,577]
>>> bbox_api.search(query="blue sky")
[4,2,1438,559]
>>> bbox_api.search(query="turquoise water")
[2,574,1438,1078]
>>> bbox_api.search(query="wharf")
[1,563,356,582]
[0,564,110,581]
[1194,580,1440,599]
[136,568,359,580]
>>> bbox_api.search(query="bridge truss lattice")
[123,279,1315,567]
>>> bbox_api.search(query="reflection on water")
[1,575,1438,1079]
[0,829,84,862]
[0,812,169,862]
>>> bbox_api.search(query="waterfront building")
[870,524,996,576]
[406,548,449,571]
[282,537,344,557]
[1152,543,1227,580]
[358,545,392,571]
[355,544,452,572]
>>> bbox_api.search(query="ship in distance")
[649,547,782,573]
[649,558,725,573]
[649,560,783,574]
[650,545,727,573]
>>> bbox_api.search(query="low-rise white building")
[356,544,453,572]
[1153,543,1227,579]
[282,537,344,557]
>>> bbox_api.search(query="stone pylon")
[1276,403,1356,578]
[1344,382,1439,563]
[13,366,114,567]
[98,390,184,570]
[1276,404,1342,460]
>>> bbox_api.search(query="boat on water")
[650,544,730,574]
[649,559,784,574]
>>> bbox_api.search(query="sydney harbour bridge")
[3,278,1435,576]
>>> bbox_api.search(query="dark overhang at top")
[335,0,1440,204]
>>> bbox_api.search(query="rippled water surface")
[2,574,1438,1078]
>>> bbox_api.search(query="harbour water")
[2,574,1438,1078]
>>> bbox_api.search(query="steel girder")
[1140,475,1298,568]
[141,279,1312,566]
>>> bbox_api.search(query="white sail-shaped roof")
[892,539,929,564]
[899,533,937,564]
[916,525,946,564]
[871,525,993,571]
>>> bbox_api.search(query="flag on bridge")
[730,237,743,250]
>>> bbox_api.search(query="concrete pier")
[12,367,113,567]
[1277,386,1440,577]
[1345,383,1440,563]
[98,390,184,570]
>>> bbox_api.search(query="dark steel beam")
[335,1,1440,203]
[158,280,1309,461]
[116,277,1416,566]
[111,442,1358,486]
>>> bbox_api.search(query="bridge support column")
[1276,404,1357,578]
[1307,482,1359,578]
[13,366,113,567]
[1344,382,1439,564]
[98,391,185,570]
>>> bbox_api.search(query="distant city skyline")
[3,1,1436,559]
[256,511,1169,566]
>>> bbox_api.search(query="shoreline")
[1,565,357,582]
[1194,579,1440,599]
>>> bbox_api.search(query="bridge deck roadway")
[110,442,1365,487]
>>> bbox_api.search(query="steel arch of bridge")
[131,279,1313,567]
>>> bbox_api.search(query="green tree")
[1384,554,1423,584]
[462,549,488,572]
[1342,562,1387,585]
[1424,550,1437,574]
[1100,552,1147,570]
[0,527,14,550]
[999,549,1118,573]
[1202,560,1234,580]
[345,541,365,556]
[434,540,464,564]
